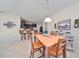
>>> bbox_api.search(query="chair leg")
[28,35,29,40]
[32,53,34,58]
[21,35,23,40]
[39,48,43,53]
[24,35,26,40]
[30,50,34,58]
[43,47,45,58]
[48,55,50,58]
[55,55,58,58]
[30,50,32,58]
[48,52,50,58]
[38,47,45,58]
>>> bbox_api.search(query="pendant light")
[44,0,52,34]
[44,0,52,22]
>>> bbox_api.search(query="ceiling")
[0,0,78,23]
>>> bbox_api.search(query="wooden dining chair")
[48,38,66,58]
[50,31,58,36]
[19,29,26,40]
[27,29,31,40]
[30,33,45,58]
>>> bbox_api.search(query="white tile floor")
[0,39,79,58]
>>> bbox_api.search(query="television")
[24,24,32,28]
[32,24,37,27]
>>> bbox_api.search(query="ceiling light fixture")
[44,0,52,22]
[44,0,52,34]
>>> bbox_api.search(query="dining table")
[35,33,66,58]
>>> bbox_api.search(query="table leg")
[43,46,45,58]
[45,47,48,58]
[63,46,66,58]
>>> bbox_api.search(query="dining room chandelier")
[44,0,52,23]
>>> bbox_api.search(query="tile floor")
[0,39,79,58]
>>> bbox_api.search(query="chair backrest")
[50,31,58,36]
[30,31,38,49]
[30,31,34,48]
[19,29,25,35]
[30,31,36,41]
[56,38,66,56]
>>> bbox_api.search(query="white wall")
[0,13,20,43]
[47,1,79,55]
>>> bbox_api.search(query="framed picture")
[74,19,79,28]
[3,21,16,28]
[57,19,71,30]
[54,23,56,29]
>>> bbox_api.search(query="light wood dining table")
[35,33,66,58]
